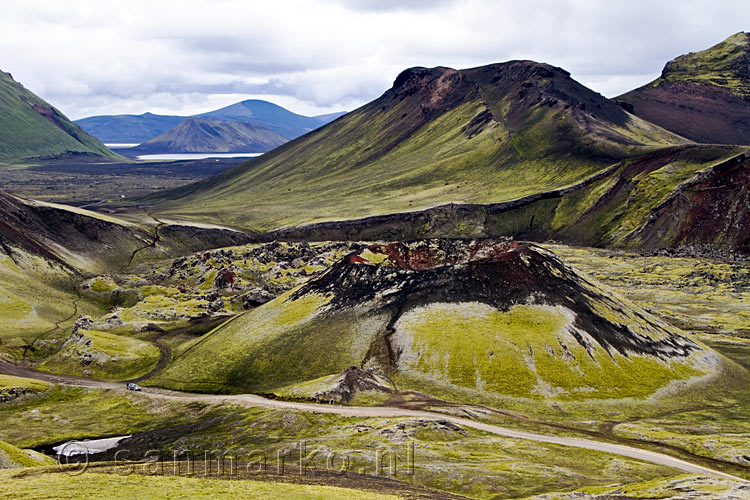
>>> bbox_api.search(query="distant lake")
[135,153,264,160]
[105,143,139,148]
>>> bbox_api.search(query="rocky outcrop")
[313,366,393,404]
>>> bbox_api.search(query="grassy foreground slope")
[0,471,403,500]
[0,70,119,163]
[0,442,54,469]
[618,32,750,144]
[148,61,686,231]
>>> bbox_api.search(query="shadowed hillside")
[0,190,254,273]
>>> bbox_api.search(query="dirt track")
[0,360,743,481]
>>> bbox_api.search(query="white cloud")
[1,0,747,119]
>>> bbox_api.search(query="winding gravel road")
[0,360,743,481]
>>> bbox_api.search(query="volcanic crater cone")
[156,239,721,400]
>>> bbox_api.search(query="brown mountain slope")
[618,32,750,145]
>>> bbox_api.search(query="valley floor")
[1,240,750,499]
[0,157,245,204]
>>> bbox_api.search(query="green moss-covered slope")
[0,441,55,469]
[153,240,721,400]
[38,328,159,381]
[147,61,686,231]
[0,70,120,163]
[652,32,750,96]
[0,472,404,500]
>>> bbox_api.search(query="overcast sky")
[1,0,747,119]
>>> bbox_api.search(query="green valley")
[1,17,750,500]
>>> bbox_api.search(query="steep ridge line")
[0,360,743,481]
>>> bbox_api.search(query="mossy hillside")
[37,329,160,381]
[0,375,49,393]
[0,190,162,275]
[0,385,209,448]
[0,251,107,362]
[0,374,49,404]
[82,242,350,337]
[0,385,675,499]
[151,291,388,393]
[0,70,119,163]
[653,32,750,97]
[0,471,403,500]
[153,240,720,401]
[392,302,707,400]
[616,33,750,145]
[102,290,218,335]
[598,150,743,247]
[613,418,750,468]
[146,62,685,232]
[271,373,343,399]
[89,275,118,293]
[0,253,71,339]
[0,241,347,377]
[135,412,674,499]
[481,145,744,251]
[266,145,743,254]
[1,376,742,496]
[0,441,55,469]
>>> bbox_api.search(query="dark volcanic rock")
[313,366,392,404]
[293,239,699,360]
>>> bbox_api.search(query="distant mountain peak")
[127,116,286,155]
[76,99,344,145]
